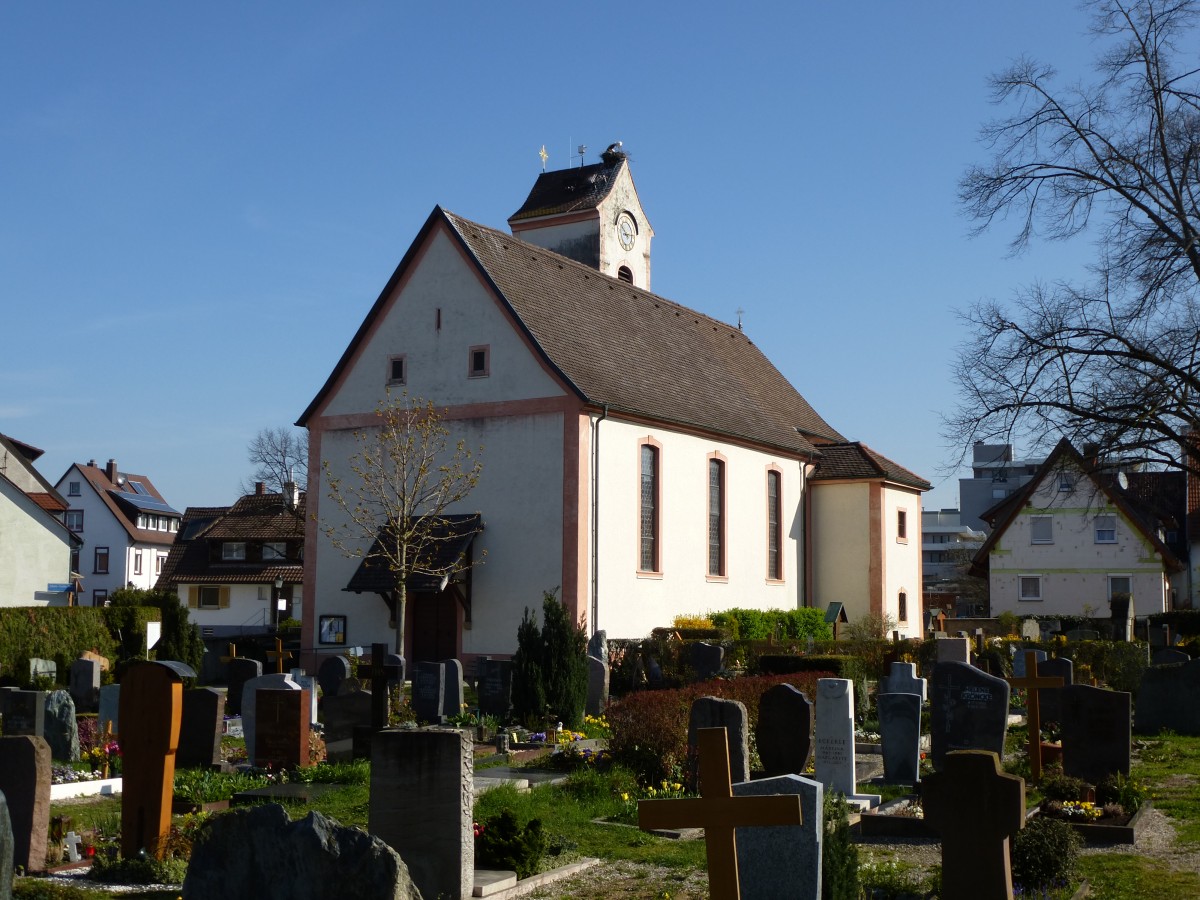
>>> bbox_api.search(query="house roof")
[71,462,178,547]
[299,207,846,459]
[508,157,625,222]
[808,441,931,491]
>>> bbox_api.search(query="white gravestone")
[814,678,879,811]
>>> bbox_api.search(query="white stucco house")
[0,433,79,607]
[297,147,929,666]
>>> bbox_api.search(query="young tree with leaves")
[321,391,483,656]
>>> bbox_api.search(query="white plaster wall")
[592,417,805,639]
[180,583,304,629]
[810,482,872,623]
[0,479,73,606]
[597,166,653,288]
[881,486,923,638]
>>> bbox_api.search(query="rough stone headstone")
[936,637,971,664]
[68,658,101,713]
[28,658,55,683]
[43,690,79,762]
[733,774,823,900]
[585,655,609,717]
[255,689,311,769]
[226,658,263,716]
[184,804,420,900]
[0,689,45,737]
[1060,684,1131,785]
[1036,657,1074,724]
[290,671,320,725]
[178,688,225,769]
[442,659,465,721]
[241,673,301,763]
[317,655,351,699]
[0,736,51,873]
[690,642,724,681]
[930,661,1011,771]
[1151,648,1190,666]
[1021,619,1041,641]
[923,750,1025,900]
[119,662,183,859]
[877,692,923,785]
[98,684,120,737]
[755,683,813,777]
[0,787,13,899]
[412,662,446,725]
[883,662,927,702]
[478,659,513,721]
[587,629,607,663]
[814,678,879,809]
[1010,649,1047,678]
[688,696,749,790]
[370,728,473,900]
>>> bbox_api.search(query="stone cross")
[64,830,82,863]
[267,638,292,674]
[923,750,1025,900]
[639,727,803,900]
[1006,651,1063,783]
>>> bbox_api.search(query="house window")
[262,542,287,560]
[198,586,221,609]
[897,509,908,542]
[898,590,908,622]
[992,488,1008,499]
[707,456,726,577]
[1108,575,1132,599]
[137,514,148,528]
[222,542,246,560]
[134,551,143,575]
[1058,474,1075,492]
[387,355,406,385]
[767,469,782,580]
[156,553,166,575]
[1031,516,1053,544]
[68,481,80,496]
[70,548,79,573]
[468,345,490,378]
[92,589,107,606]
[1095,515,1117,543]
[94,547,109,575]
[1019,576,1043,601]
[639,442,660,573]
[65,510,84,532]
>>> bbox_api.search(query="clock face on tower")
[616,213,636,250]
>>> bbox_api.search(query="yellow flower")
[621,793,630,802]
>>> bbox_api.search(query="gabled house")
[0,433,80,607]
[298,148,928,665]
[156,484,305,639]
[971,438,1187,619]
[54,459,180,605]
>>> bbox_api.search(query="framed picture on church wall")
[318,615,347,645]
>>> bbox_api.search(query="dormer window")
[263,542,287,560]
[469,345,490,378]
[222,542,246,561]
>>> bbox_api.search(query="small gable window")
[263,542,287,560]
[68,481,80,496]
[388,355,406,385]
[469,345,490,378]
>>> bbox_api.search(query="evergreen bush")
[0,607,119,686]
[539,591,588,729]
[1010,815,1081,891]
[511,606,545,728]
[474,809,546,879]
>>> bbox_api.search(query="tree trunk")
[395,580,407,658]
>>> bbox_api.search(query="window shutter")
[219,587,231,609]
[187,587,198,609]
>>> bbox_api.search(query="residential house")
[0,433,80,606]
[156,484,305,639]
[959,442,1045,532]
[54,459,180,605]
[298,147,929,665]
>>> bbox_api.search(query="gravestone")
[585,655,609,717]
[733,774,823,900]
[69,658,101,712]
[1010,649,1047,678]
[0,689,45,737]
[1037,657,1073,724]
[688,697,749,789]
[240,673,301,763]
[814,678,879,809]
[119,662,184,859]
[290,671,319,725]
[1132,657,1200,733]
[923,750,1024,900]
[0,788,12,900]
[1021,619,1041,641]
[322,687,374,748]
[413,662,447,725]
[936,637,971,664]
[755,683,813,777]
[43,690,79,761]
[1006,651,1065,784]
[587,629,607,663]
[1151,648,1190,666]
[29,658,55,682]
[177,688,225,769]
[1060,684,1131,784]
[478,659,513,721]
[442,659,465,721]
[317,655,351,699]
[0,736,51,873]
[930,661,1011,771]
[877,692,923,784]
[255,689,311,769]
[98,684,120,737]
[883,661,927,702]
[370,728,473,900]
[226,658,263,716]
[690,642,724,681]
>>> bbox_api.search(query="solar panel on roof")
[129,481,149,495]
[109,490,180,516]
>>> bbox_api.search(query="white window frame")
[222,542,246,560]
[262,542,287,560]
[1095,515,1117,544]
[1019,575,1043,602]
[1030,515,1054,544]
[65,510,84,532]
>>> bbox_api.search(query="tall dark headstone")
[69,658,102,713]
[413,662,447,725]
[369,643,389,731]
[178,688,226,769]
[0,787,13,899]
[478,659,513,722]
[120,662,184,859]
[0,690,45,737]
[755,683,813,777]
[0,736,51,873]
[1134,657,1200,735]
[930,661,1011,772]
[226,658,263,717]
[441,659,464,720]
[877,692,923,785]
[1036,657,1073,724]
[688,697,749,790]
[317,655,351,699]
[1060,685,1131,785]
[690,642,724,681]
[255,689,311,769]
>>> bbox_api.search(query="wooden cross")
[220,642,238,664]
[266,638,292,674]
[1006,651,1063,783]
[369,642,389,730]
[638,728,803,900]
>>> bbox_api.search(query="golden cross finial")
[539,144,548,172]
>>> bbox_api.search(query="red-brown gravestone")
[119,662,183,859]
[255,689,311,769]
[0,736,51,872]
[923,750,1025,900]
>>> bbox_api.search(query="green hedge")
[709,607,832,641]
[0,607,119,686]
[1148,610,1200,636]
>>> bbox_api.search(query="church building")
[298,146,928,665]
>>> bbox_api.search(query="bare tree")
[321,390,483,656]
[241,426,309,496]
[948,0,1200,473]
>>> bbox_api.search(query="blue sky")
[1,2,1102,512]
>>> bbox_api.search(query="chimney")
[87,459,96,468]
[105,459,118,483]
[255,482,266,495]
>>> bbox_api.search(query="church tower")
[507,143,655,290]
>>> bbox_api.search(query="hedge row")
[1148,610,1200,636]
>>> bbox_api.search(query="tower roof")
[508,158,625,223]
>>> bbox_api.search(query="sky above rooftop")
[2,2,1104,511]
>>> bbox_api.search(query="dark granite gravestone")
[240,674,302,763]
[1060,684,1131,785]
[690,642,724,681]
[43,690,79,761]
[733,774,824,900]
[317,655,351,699]
[755,683,813,777]
[385,654,406,691]
[0,787,13,899]
[98,684,120,737]
[1037,657,1073,724]
[119,662,184,859]
[255,689,311,769]
[441,659,464,721]
[0,736,51,873]
[883,662,927,702]
[1134,658,1200,735]
[1010,648,1046,678]
[413,662,446,724]
[936,637,971,664]
[1151,648,1190,666]
[69,657,101,712]
[226,658,263,716]
[478,659,513,721]
[878,692,923,784]
[178,688,225,769]
[322,687,374,746]
[930,661,1011,772]
[0,689,45,737]
[586,655,609,717]
[688,697,749,790]
[1065,628,1100,642]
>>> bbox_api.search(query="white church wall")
[810,482,873,623]
[881,485,923,638]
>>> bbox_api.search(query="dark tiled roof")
[809,442,931,490]
[203,493,306,541]
[508,160,623,222]
[75,463,177,546]
[346,514,482,594]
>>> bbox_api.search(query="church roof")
[508,159,624,222]
[808,442,931,490]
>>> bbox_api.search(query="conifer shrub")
[1010,816,1081,891]
[539,591,588,730]
[474,809,546,879]
[511,607,545,728]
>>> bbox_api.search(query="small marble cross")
[64,831,82,863]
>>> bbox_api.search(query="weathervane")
[736,307,745,331]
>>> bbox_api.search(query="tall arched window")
[707,457,726,577]
[639,442,660,572]
[767,469,783,580]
